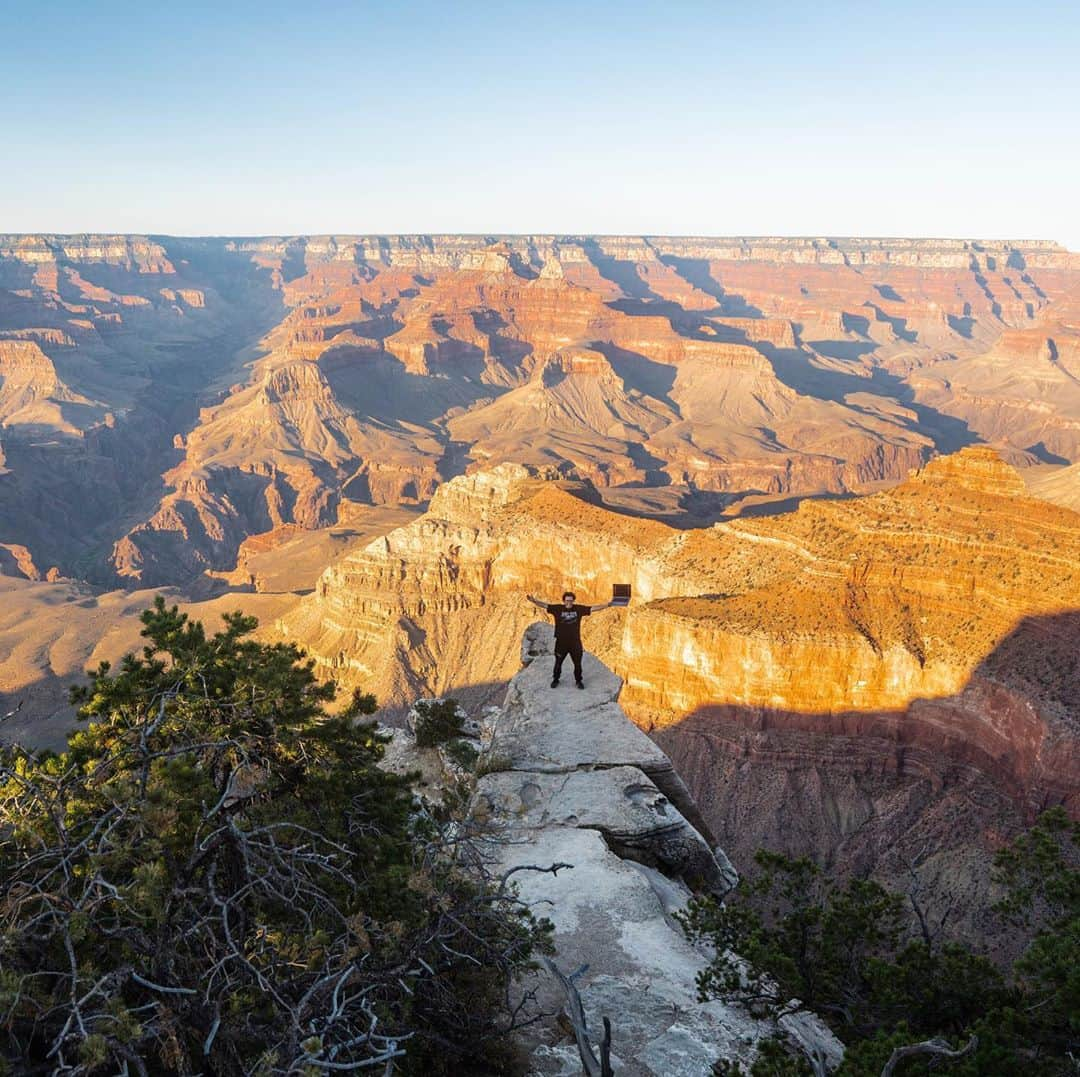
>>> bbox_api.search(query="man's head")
[562,591,576,606]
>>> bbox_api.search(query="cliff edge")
[469,624,841,1075]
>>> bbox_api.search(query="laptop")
[611,583,631,607]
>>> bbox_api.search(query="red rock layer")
[2,235,1079,585]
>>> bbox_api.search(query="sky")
[2,0,1078,247]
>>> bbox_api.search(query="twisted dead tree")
[0,598,552,1075]
[880,1034,978,1076]
[540,957,613,1077]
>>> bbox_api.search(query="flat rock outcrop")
[477,623,736,895]
[472,626,838,1075]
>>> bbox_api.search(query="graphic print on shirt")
[546,603,592,650]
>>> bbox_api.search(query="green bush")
[680,814,1079,1076]
[444,738,480,770]
[412,698,466,747]
[0,599,548,1075]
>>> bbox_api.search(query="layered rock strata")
[613,447,1080,820]
[278,462,694,709]
[0,233,282,578]
[8,233,1078,583]
[290,450,1079,802]
[283,447,1079,951]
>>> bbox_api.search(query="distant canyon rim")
[1,233,1077,949]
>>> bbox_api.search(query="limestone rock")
[475,630,840,1074]
[490,650,664,776]
[476,765,736,895]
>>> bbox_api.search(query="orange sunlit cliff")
[282,447,1078,809]
[2,234,1078,952]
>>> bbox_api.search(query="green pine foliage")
[444,739,481,771]
[0,598,549,1075]
[679,813,1079,1076]
[411,699,466,748]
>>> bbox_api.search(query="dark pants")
[553,642,583,684]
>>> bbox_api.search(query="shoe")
[576,681,585,690]
[551,678,560,688]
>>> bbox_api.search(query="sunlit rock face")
[290,449,1073,707]
[4,233,1079,583]
[615,451,1071,678]
[279,447,1079,952]
[279,463,696,709]
[609,449,1079,817]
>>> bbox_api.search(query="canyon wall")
[0,233,284,578]
[278,447,1079,947]
[3,234,1079,585]
[3,233,1077,945]
[289,449,1077,772]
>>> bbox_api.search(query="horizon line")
[0,232,1072,250]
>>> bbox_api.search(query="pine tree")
[0,598,548,1075]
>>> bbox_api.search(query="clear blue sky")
[2,0,1078,246]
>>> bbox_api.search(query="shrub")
[444,738,480,771]
[412,698,466,747]
[680,820,1078,1076]
[0,599,548,1075]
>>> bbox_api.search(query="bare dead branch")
[540,956,614,1077]
[880,1034,978,1077]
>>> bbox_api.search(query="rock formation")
[1026,461,1080,511]
[0,232,283,578]
[290,448,1078,744]
[2,232,1078,957]
[4,233,1079,584]
[280,446,1079,950]
[388,625,842,1075]
[481,624,735,895]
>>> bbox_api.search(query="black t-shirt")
[546,603,591,648]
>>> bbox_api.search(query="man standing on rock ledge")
[526,590,614,689]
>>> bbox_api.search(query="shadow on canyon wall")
[644,609,1079,954]
[647,609,1079,822]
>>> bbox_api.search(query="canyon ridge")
[1,233,1078,952]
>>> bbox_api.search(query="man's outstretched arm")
[526,593,551,609]
[586,600,615,612]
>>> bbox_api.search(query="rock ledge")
[474,624,841,1076]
